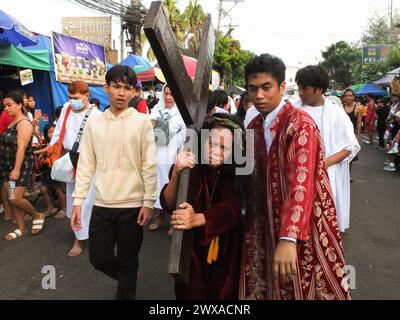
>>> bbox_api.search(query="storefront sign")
[61,16,112,48]
[20,68,34,86]
[52,31,106,85]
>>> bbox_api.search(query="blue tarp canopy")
[0,10,38,47]
[0,34,52,122]
[120,54,152,73]
[22,34,109,113]
[106,63,114,71]
[0,11,110,120]
[355,83,388,96]
[119,54,155,81]
[1,34,109,122]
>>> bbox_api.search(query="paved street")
[0,205,174,300]
[342,135,400,300]
[0,138,399,300]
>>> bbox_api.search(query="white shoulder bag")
[51,107,93,183]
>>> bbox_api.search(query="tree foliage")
[362,14,391,45]
[163,0,186,48]
[320,41,360,88]
[362,11,400,46]
[181,0,206,57]
[321,10,400,88]
[213,32,255,87]
[386,48,400,70]
[159,0,254,86]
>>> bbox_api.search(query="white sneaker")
[387,145,399,154]
[383,164,396,171]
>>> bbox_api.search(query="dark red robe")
[240,102,351,300]
[161,167,243,300]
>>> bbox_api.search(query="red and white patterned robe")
[240,102,351,300]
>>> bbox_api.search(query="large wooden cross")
[144,1,215,283]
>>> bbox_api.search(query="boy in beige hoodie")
[71,65,157,300]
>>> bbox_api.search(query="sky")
[0,0,396,67]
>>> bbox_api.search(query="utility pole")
[389,0,393,50]
[120,0,125,60]
[217,0,244,33]
[216,0,244,86]
[132,0,145,56]
[221,16,239,35]
[217,0,223,33]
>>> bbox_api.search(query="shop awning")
[0,44,50,71]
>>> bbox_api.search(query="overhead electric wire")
[62,0,148,33]
[62,0,145,18]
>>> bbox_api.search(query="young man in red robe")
[239,54,351,300]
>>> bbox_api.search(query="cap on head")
[135,80,142,90]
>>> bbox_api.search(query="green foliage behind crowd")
[161,0,255,87]
[320,11,400,89]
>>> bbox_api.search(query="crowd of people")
[7,50,399,300]
[337,90,400,172]
[365,94,400,172]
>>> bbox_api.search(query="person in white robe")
[244,105,259,128]
[296,66,360,233]
[50,83,101,255]
[228,95,237,114]
[148,84,186,231]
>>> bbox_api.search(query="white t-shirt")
[302,105,324,134]
[228,96,237,114]
[214,107,229,115]
[244,105,259,128]
[50,104,101,151]
[27,112,39,145]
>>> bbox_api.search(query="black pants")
[378,124,386,148]
[89,206,143,300]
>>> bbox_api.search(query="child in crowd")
[34,124,66,218]
[383,111,400,172]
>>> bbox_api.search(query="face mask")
[69,99,85,110]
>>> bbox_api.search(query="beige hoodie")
[72,108,157,209]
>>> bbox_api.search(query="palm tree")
[141,1,206,59]
[181,0,206,57]
[163,0,186,47]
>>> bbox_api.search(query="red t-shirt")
[136,99,148,114]
[0,110,14,135]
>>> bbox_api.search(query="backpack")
[153,110,180,146]
[153,110,171,146]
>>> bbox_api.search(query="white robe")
[244,105,259,128]
[50,104,101,239]
[150,103,186,209]
[302,98,361,233]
